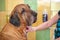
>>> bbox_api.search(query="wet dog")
[0,4,37,40]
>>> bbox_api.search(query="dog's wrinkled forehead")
[14,4,31,13]
[15,4,30,9]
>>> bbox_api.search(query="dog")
[0,4,37,40]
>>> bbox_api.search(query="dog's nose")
[32,11,37,17]
[34,12,37,17]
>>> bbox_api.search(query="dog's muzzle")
[31,11,37,23]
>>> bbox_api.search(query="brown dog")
[0,4,37,40]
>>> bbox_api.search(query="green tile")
[36,29,50,40]
[24,0,37,11]
[0,0,5,11]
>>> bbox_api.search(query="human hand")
[26,26,36,32]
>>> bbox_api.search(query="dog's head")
[9,4,37,27]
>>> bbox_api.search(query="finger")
[26,30,29,33]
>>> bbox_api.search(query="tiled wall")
[0,0,6,31]
[0,0,5,11]
[36,0,51,40]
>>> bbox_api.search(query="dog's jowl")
[0,4,37,40]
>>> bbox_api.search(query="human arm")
[26,13,59,32]
[34,13,59,31]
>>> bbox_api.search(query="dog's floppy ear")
[27,4,30,8]
[9,12,20,27]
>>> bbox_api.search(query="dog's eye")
[21,8,25,14]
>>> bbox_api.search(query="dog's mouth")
[33,17,37,23]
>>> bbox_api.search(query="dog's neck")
[17,23,27,38]
[8,22,27,38]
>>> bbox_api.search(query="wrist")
[32,27,37,31]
